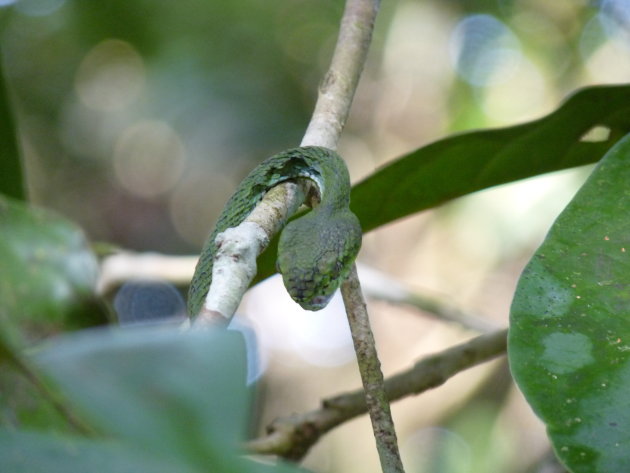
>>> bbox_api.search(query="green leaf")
[0,196,107,344]
[351,84,630,233]
[0,334,64,431]
[254,85,630,284]
[0,429,198,473]
[0,50,25,201]
[34,326,251,470]
[0,427,309,473]
[508,132,630,473]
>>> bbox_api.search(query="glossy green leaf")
[34,326,251,470]
[0,196,107,344]
[254,85,630,283]
[509,133,630,473]
[351,84,630,232]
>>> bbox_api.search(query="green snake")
[188,146,362,316]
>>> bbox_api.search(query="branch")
[193,0,380,324]
[301,0,380,148]
[191,1,400,468]
[358,264,499,333]
[299,1,404,470]
[97,251,197,296]
[194,181,310,325]
[246,329,508,459]
[342,265,404,473]
[97,251,496,332]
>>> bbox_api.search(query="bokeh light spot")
[599,0,630,38]
[481,58,549,123]
[75,39,145,111]
[450,14,522,87]
[114,280,186,326]
[584,37,630,83]
[113,120,186,199]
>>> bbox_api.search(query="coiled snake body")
[188,146,362,315]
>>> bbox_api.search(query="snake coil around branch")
[188,146,362,317]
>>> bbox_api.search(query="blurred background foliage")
[4,0,628,253]
[1,0,629,472]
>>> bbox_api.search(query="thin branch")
[190,0,399,468]
[99,253,497,333]
[193,0,382,323]
[246,329,508,459]
[97,251,197,296]
[301,0,381,148]
[357,264,499,333]
[194,181,309,325]
[300,0,403,470]
[341,265,404,473]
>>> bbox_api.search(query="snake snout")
[302,293,334,311]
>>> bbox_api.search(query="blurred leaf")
[351,84,630,232]
[255,85,630,284]
[0,48,25,200]
[2,327,308,472]
[509,133,630,473]
[0,330,90,434]
[0,429,198,473]
[0,366,77,432]
[0,196,107,344]
[34,326,252,470]
[0,331,58,430]
[0,427,309,473]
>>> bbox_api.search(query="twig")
[341,265,404,473]
[246,329,508,459]
[186,0,399,467]
[97,251,197,296]
[194,181,309,325]
[99,252,497,332]
[357,264,499,333]
[301,0,380,148]
[300,0,403,470]
[193,0,382,323]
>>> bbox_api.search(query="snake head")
[277,208,361,311]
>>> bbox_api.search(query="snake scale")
[188,146,362,316]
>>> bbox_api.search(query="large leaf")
[0,429,198,473]
[0,427,308,473]
[34,326,308,472]
[254,85,630,283]
[0,196,107,344]
[351,84,630,232]
[509,133,630,473]
[35,326,253,470]
[0,332,72,431]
